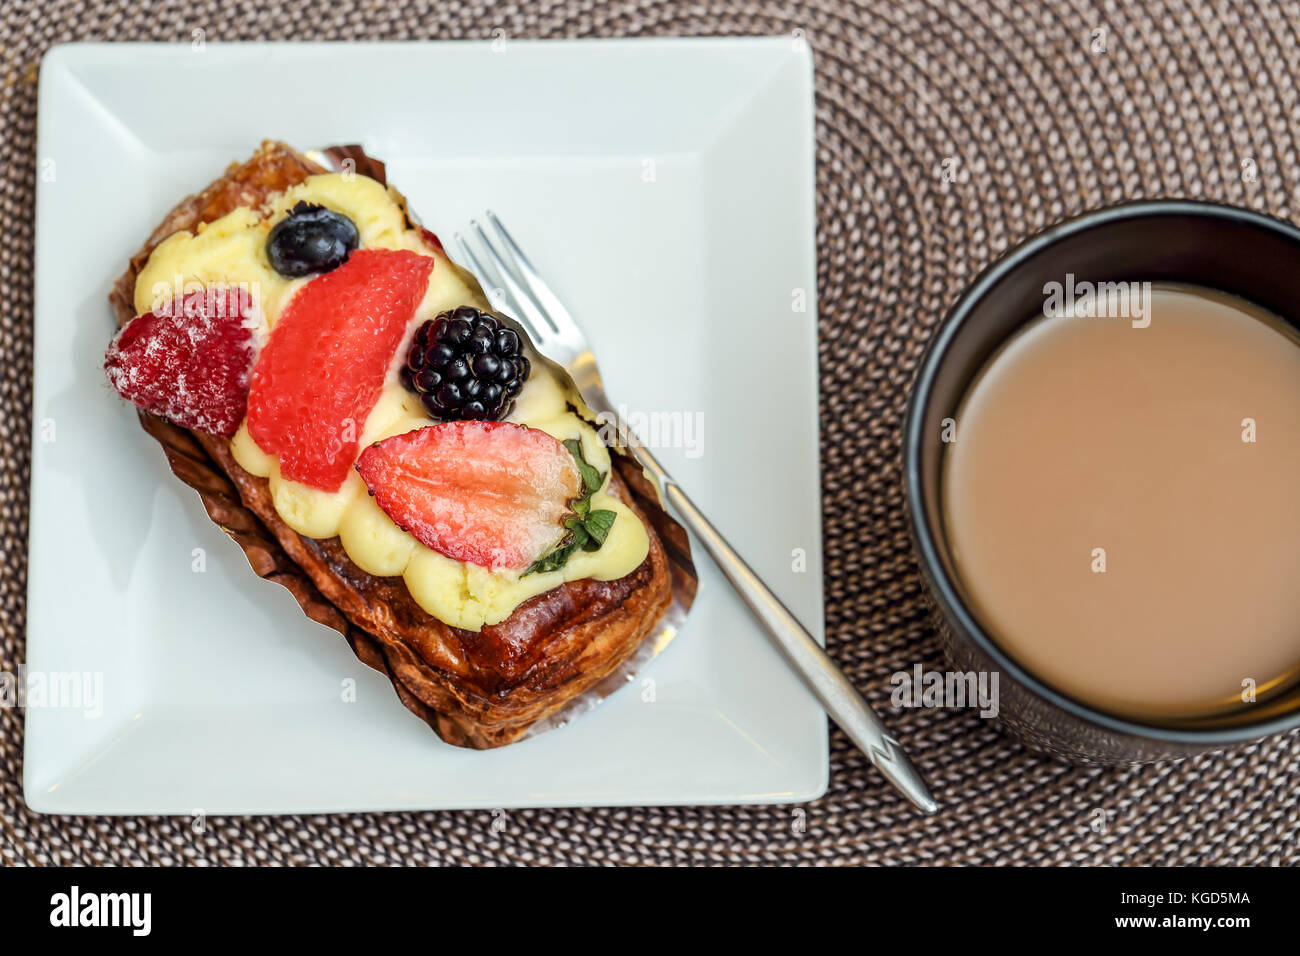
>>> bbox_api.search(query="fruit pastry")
[105,142,695,749]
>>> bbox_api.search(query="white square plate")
[27,38,824,813]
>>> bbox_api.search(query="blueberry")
[266,202,359,278]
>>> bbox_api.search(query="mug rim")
[903,198,1300,745]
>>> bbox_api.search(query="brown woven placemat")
[3,0,1299,866]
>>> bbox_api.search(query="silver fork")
[456,212,938,815]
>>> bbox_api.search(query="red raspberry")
[104,287,255,438]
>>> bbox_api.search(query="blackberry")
[401,307,531,421]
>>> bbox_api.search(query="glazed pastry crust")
[109,141,681,749]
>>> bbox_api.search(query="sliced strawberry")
[356,421,582,572]
[417,226,445,257]
[104,287,255,438]
[247,249,434,491]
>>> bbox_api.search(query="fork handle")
[626,439,938,815]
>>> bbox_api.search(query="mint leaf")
[524,534,581,576]
[563,438,604,495]
[564,517,590,548]
[583,509,617,548]
[522,440,616,576]
[523,546,574,577]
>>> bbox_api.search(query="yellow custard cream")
[135,172,649,630]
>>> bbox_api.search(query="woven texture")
[4,0,1299,866]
